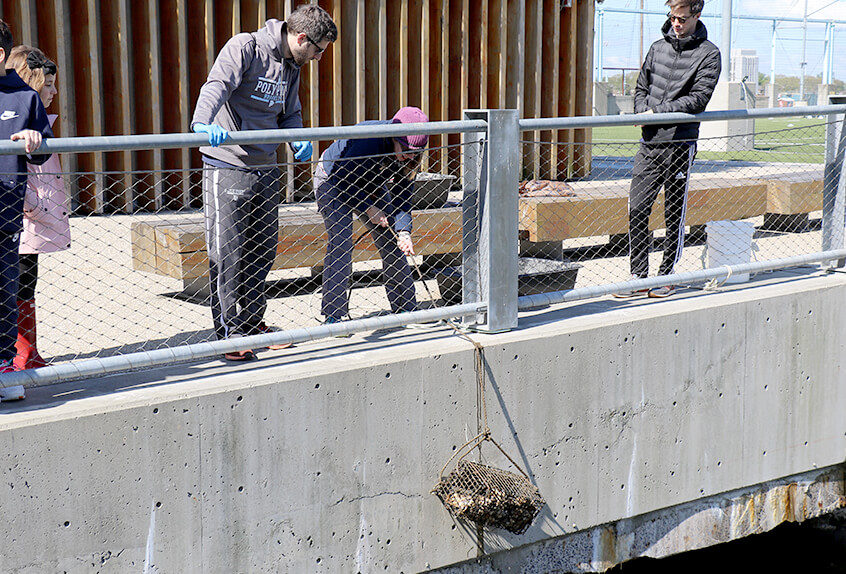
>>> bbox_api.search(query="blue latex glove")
[291,140,313,161]
[193,123,228,147]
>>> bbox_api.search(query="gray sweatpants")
[202,164,279,340]
[314,165,416,320]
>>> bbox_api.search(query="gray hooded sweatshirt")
[192,19,303,167]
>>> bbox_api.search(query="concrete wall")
[1,274,845,572]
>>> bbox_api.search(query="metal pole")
[596,9,604,81]
[827,23,835,85]
[770,20,778,108]
[721,0,732,81]
[475,109,519,333]
[823,101,846,265]
[639,0,644,65]
[517,250,846,311]
[462,110,486,325]
[800,0,808,102]
[822,23,831,85]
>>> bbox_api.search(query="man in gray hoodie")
[191,6,336,361]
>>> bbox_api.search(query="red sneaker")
[255,323,293,350]
[223,349,256,362]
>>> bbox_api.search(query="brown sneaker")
[223,349,256,362]
[612,287,650,298]
[612,275,649,298]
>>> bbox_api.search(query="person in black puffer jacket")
[615,0,720,300]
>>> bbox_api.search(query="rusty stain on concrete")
[432,465,846,573]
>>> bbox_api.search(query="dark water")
[608,513,846,573]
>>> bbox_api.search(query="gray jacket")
[635,20,721,142]
[192,19,303,167]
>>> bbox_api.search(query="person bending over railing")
[314,107,429,325]
[190,6,337,362]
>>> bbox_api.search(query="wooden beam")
[129,0,157,211]
[67,0,104,213]
[177,0,191,206]
[213,2,234,53]
[378,0,387,119]
[539,0,560,180]
[447,0,465,175]
[573,0,594,178]
[341,0,356,123]
[399,0,409,106]
[34,1,58,75]
[475,0,487,108]
[355,0,365,121]
[17,0,37,46]
[232,0,242,33]
[364,0,381,120]
[522,0,540,179]
[385,0,400,113]
[318,0,337,140]
[558,1,578,178]
[149,0,164,208]
[486,0,502,108]
[331,0,343,125]
[53,0,78,201]
[266,0,284,19]
[241,0,260,33]
[407,0,422,107]
[100,0,134,212]
[423,0,443,171]
[504,0,523,111]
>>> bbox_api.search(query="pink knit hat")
[391,106,429,150]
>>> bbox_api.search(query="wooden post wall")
[0,0,595,213]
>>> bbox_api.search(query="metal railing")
[1,104,845,388]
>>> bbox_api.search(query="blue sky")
[597,0,846,80]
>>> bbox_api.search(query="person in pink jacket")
[7,46,67,372]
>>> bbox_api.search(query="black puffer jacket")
[634,19,721,142]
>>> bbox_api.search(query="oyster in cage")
[432,460,545,534]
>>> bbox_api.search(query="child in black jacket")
[0,20,53,384]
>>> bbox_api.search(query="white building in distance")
[731,49,760,93]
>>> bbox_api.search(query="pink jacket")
[20,115,71,254]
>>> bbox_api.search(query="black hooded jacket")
[634,19,721,143]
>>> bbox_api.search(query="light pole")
[800,0,808,102]
[721,0,732,81]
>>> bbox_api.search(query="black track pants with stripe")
[202,164,279,340]
[628,141,697,278]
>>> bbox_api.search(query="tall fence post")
[461,110,485,324]
[466,109,520,332]
[822,97,846,266]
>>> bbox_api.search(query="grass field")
[591,117,829,163]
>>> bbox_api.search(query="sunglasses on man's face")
[667,13,693,24]
[305,34,327,54]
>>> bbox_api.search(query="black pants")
[202,164,279,340]
[0,233,19,361]
[628,141,697,278]
[18,253,38,300]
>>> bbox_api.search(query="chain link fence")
[2,106,846,384]
[28,140,473,364]
[516,117,832,296]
